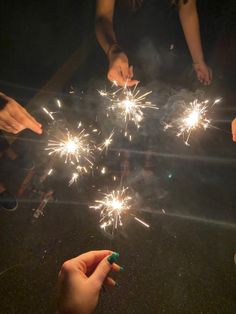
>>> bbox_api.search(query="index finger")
[70,250,112,273]
[14,109,42,134]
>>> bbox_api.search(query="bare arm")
[95,0,138,86]
[178,0,212,84]
[95,0,117,55]
[178,0,203,63]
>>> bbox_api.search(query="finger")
[204,72,211,85]
[0,121,17,134]
[4,113,25,133]
[108,72,127,87]
[70,250,112,273]
[112,263,124,273]
[197,73,204,84]
[13,109,42,134]
[0,113,22,133]
[120,63,131,81]
[125,79,140,87]
[21,107,42,128]
[104,276,116,287]
[89,252,119,287]
[129,65,134,79]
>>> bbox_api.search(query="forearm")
[95,0,118,56]
[178,0,204,64]
[95,17,117,55]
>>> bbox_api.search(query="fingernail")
[115,282,120,288]
[107,252,119,264]
[120,266,125,272]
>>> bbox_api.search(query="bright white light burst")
[45,125,94,175]
[164,98,221,146]
[90,187,149,233]
[98,83,158,139]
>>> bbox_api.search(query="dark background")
[0,1,236,313]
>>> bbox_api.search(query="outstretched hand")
[0,93,42,134]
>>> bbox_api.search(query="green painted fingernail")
[115,282,120,287]
[107,252,119,264]
[120,266,125,272]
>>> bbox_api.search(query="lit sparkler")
[164,98,221,146]
[98,83,158,139]
[90,187,149,234]
[45,124,95,178]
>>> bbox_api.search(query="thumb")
[129,65,134,79]
[89,252,119,288]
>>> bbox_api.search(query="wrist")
[192,57,205,65]
[107,43,122,58]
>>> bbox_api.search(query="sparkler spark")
[164,98,221,146]
[43,107,54,120]
[90,187,149,234]
[98,83,158,139]
[69,172,79,186]
[45,124,95,178]
[47,168,53,176]
[56,99,62,108]
[98,131,114,152]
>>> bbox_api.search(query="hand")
[232,118,236,142]
[0,92,42,134]
[108,50,139,87]
[193,61,212,85]
[58,250,123,314]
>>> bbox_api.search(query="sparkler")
[164,98,221,146]
[45,123,95,185]
[98,83,158,139]
[90,187,149,234]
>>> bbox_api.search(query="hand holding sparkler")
[107,45,139,87]
[58,250,123,314]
